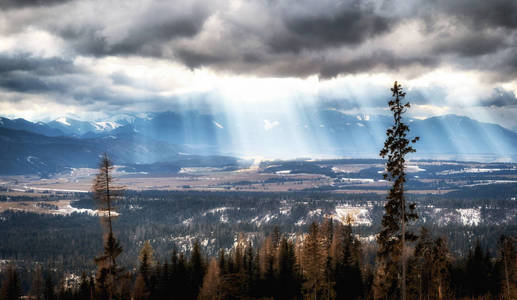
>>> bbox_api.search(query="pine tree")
[133,241,155,300]
[243,242,256,297]
[376,81,419,300]
[175,253,189,299]
[132,275,149,300]
[465,241,491,298]
[155,261,169,300]
[431,237,449,300]
[303,222,325,299]
[77,272,91,300]
[498,235,517,300]
[30,266,44,300]
[0,265,22,300]
[92,153,125,300]
[189,240,205,299]
[259,236,276,297]
[276,237,301,300]
[333,222,363,300]
[197,259,221,300]
[138,241,155,290]
[409,227,434,300]
[43,272,56,300]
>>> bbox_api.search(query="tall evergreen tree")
[408,227,433,300]
[92,153,125,300]
[43,272,56,300]
[498,236,517,300]
[189,240,206,299]
[0,265,22,300]
[138,241,155,290]
[133,241,155,300]
[332,222,363,300]
[431,237,450,300]
[303,222,325,299]
[77,272,91,300]
[276,237,301,300]
[30,266,44,300]
[465,241,492,298]
[197,259,221,300]
[376,81,419,300]
[175,253,189,299]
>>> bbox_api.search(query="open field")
[1,159,517,195]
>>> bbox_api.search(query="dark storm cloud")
[0,54,79,76]
[431,31,507,57]
[2,0,516,80]
[317,52,438,78]
[435,0,517,30]
[479,88,517,107]
[157,0,517,79]
[52,1,212,58]
[0,73,69,93]
[269,4,393,53]
[1,0,517,114]
[175,49,227,69]
[0,54,82,93]
[0,0,72,9]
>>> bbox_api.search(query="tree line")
[2,219,517,299]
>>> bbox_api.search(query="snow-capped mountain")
[2,110,517,175]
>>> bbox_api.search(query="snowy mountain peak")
[56,117,71,126]
[94,121,122,131]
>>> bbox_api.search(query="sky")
[0,0,517,129]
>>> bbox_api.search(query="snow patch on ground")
[251,214,277,226]
[457,208,481,226]
[406,165,426,172]
[308,209,322,217]
[340,178,374,184]
[128,204,142,210]
[275,170,291,174]
[51,205,119,217]
[295,218,306,226]
[23,186,88,193]
[203,207,231,215]
[437,168,503,175]
[434,208,481,226]
[333,205,372,226]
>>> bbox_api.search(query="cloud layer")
[0,0,516,128]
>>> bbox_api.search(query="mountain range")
[1,110,517,175]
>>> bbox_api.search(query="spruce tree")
[189,240,205,299]
[0,265,22,300]
[376,81,419,300]
[77,272,91,300]
[277,237,300,300]
[499,236,517,300]
[410,227,434,300]
[43,272,56,300]
[197,259,221,300]
[303,222,325,299]
[92,153,125,300]
[30,266,44,300]
[466,241,491,298]
[431,237,450,300]
[133,241,155,300]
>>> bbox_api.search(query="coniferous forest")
[2,83,517,300]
